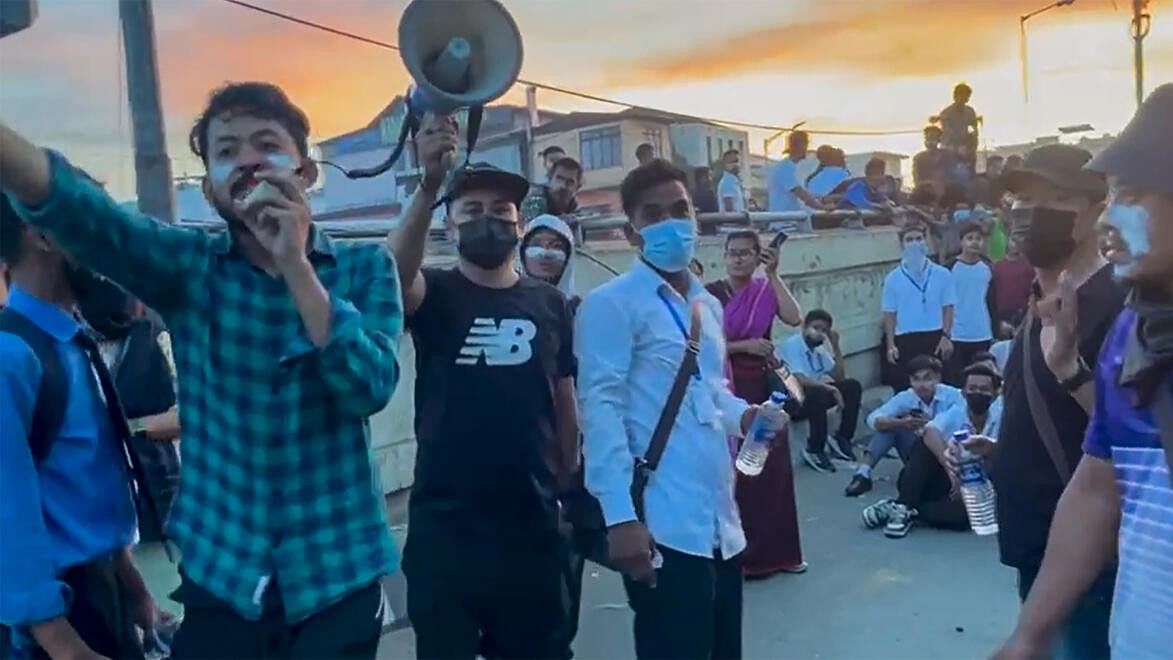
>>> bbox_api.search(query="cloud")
[600,0,1118,87]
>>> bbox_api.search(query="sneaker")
[779,561,809,574]
[802,449,837,474]
[828,436,856,462]
[884,504,917,538]
[862,498,896,529]
[845,474,873,497]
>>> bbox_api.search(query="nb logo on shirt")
[456,318,536,366]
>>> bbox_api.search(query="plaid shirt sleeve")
[313,245,403,418]
[9,150,209,314]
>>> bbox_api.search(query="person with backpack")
[0,195,163,660]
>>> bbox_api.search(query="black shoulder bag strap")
[1152,381,1173,488]
[1021,308,1074,483]
[0,309,70,464]
[630,310,702,522]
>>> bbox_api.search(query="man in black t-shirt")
[388,115,579,660]
[990,144,1123,659]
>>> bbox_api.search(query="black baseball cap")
[440,162,530,209]
[1087,83,1173,196]
[1001,144,1106,198]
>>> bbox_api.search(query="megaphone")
[0,0,37,39]
[344,0,524,179]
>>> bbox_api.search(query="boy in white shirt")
[881,224,957,390]
[945,221,997,384]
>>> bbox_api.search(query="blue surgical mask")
[902,240,929,273]
[639,219,696,273]
[953,209,972,223]
[1105,202,1152,278]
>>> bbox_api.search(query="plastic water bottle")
[735,391,789,476]
[952,430,999,535]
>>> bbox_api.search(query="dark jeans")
[896,440,969,530]
[947,339,992,386]
[622,547,743,660]
[8,557,145,659]
[889,331,944,391]
[169,573,383,660]
[1017,563,1113,660]
[404,542,568,660]
[792,378,862,454]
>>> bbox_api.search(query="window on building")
[642,129,664,158]
[738,140,744,154]
[579,126,622,170]
[706,136,713,164]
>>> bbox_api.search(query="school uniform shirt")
[577,259,751,559]
[865,384,964,431]
[1081,308,1171,657]
[405,268,575,563]
[717,172,746,213]
[776,333,834,380]
[768,158,805,212]
[880,262,957,336]
[806,166,851,198]
[927,397,1004,439]
[949,259,994,342]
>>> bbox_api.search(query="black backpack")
[0,307,69,464]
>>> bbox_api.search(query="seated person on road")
[777,309,862,474]
[863,362,1002,538]
[846,354,962,497]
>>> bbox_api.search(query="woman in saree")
[705,230,807,577]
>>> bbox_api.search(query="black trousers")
[169,572,383,660]
[792,378,862,453]
[403,539,569,660]
[622,547,743,660]
[888,330,944,391]
[896,440,969,530]
[12,557,145,659]
[947,339,992,386]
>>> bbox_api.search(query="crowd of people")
[0,76,1169,660]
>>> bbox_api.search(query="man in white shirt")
[767,131,825,215]
[776,309,862,473]
[577,159,774,659]
[846,354,962,497]
[945,221,997,384]
[863,363,1002,538]
[881,223,957,390]
[717,149,746,214]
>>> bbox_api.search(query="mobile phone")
[909,409,925,419]
[769,231,789,249]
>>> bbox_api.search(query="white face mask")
[523,246,567,265]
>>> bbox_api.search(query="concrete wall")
[369,227,903,493]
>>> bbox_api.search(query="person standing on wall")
[705,229,806,577]
[881,223,957,390]
[389,115,579,659]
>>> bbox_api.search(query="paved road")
[375,456,1020,659]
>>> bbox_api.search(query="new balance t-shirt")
[405,267,574,555]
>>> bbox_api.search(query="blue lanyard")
[656,289,701,380]
[901,266,930,304]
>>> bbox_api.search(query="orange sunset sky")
[0,0,1169,199]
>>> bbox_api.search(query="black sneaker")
[884,504,917,538]
[802,449,837,474]
[828,436,856,462]
[845,474,873,497]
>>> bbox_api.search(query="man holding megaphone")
[389,115,580,659]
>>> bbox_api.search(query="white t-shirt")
[928,397,1003,440]
[880,263,958,336]
[768,158,805,212]
[776,333,835,379]
[717,172,746,213]
[990,340,1012,373]
[949,259,993,342]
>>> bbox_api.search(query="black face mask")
[457,216,519,270]
[965,392,994,416]
[71,267,135,339]
[1010,206,1078,269]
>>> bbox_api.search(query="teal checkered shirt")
[13,151,403,622]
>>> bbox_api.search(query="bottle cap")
[770,391,788,403]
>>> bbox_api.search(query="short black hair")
[804,308,833,328]
[971,351,996,366]
[924,125,943,137]
[865,157,886,175]
[0,195,26,265]
[908,354,944,377]
[620,159,689,217]
[723,149,740,159]
[963,362,1002,390]
[953,83,973,102]
[724,230,760,252]
[787,130,809,153]
[986,154,1004,166]
[541,145,566,158]
[899,222,928,241]
[635,143,655,158]
[189,82,310,164]
[550,156,583,180]
[959,220,985,240]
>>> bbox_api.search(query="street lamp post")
[762,122,806,159]
[1132,0,1151,108]
[1019,0,1076,109]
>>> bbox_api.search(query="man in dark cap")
[388,116,579,658]
[996,83,1173,660]
[983,142,1125,659]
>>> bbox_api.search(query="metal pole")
[119,0,175,223]
[1132,0,1151,108]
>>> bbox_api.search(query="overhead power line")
[220,0,922,137]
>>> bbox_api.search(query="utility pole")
[119,0,174,223]
[1131,0,1151,109]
